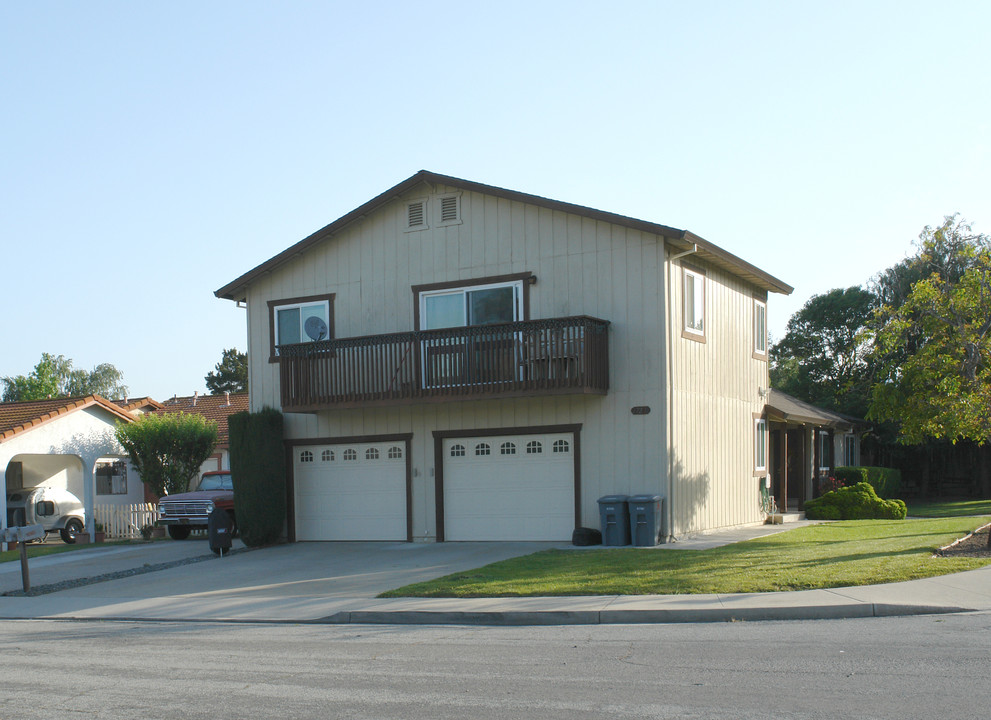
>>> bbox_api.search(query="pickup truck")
[157,471,235,540]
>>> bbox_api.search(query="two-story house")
[216,171,792,543]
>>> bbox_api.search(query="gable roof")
[215,170,794,302]
[765,389,867,431]
[113,397,165,413]
[154,392,249,447]
[0,395,136,443]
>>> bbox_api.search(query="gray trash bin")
[597,495,631,546]
[628,494,665,547]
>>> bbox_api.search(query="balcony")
[277,316,609,412]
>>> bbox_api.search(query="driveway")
[0,539,562,621]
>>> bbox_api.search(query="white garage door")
[442,433,576,541]
[294,441,407,541]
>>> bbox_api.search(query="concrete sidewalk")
[1,524,989,626]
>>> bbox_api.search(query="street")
[0,612,988,719]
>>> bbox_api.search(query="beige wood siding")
[238,182,775,540]
[244,185,670,539]
[665,253,769,536]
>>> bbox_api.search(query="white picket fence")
[94,503,160,539]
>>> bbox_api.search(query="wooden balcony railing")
[277,316,609,412]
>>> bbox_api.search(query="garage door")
[442,433,576,541]
[294,441,407,541]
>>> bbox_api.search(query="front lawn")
[0,539,131,564]
[381,517,991,598]
[906,499,991,518]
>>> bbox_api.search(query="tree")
[205,348,248,395]
[115,413,219,497]
[2,353,127,402]
[770,286,876,417]
[870,216,991,446]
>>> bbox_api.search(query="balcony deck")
[277,316,609,412]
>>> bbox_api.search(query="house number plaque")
[631,406,651,415]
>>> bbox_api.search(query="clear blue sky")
[2,1,988,401]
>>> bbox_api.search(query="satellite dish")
[304,316,329,341]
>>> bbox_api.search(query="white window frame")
[754,418,767,473]
[818,431,832,472]
[844,434,858,466]
[753,298,767,356]
[683,267,705,339]
[273,299,332,354]
[418,279,523,330]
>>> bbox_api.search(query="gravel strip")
[2,546,251,597]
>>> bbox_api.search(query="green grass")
[906,499,991,518]
[381,517,991,598]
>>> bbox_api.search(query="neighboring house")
[764,389,868,511]
[0,395,142,544]
[155,392,249,490]
[216,170,793,542]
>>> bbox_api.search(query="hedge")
[229,407,286,547]
[805,482,907,521]
[834,466,902,499]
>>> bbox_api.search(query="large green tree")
[205,348,248,395]
[2,353,127,402]
[115,413,219,497]
[870,216,991,445]
[770,286,875,417]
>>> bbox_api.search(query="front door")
[785,429,806,510]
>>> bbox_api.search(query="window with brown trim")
[753,297,768,359]
[682,266,706,342]
[267,293,335,361]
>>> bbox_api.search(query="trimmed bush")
[834,466,902,499]
[229,407,286,547]
[805,482,907,521]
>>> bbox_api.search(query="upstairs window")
[683,267,705,340]
[753,298,768,357]
[268,294,334,360]
[417,278,524,330]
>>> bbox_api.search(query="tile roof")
[0,395,136,442]
[113,397,165,412]
[154,392,249,447]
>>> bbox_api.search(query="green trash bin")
[628,494,665,546]
[597,495,631,546]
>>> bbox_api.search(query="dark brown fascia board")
[215,170,792,300]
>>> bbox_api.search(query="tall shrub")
[834,466,902,498]
[229,407,285,547]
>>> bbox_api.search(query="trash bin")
[207,507,233,556]
[597,495,631,546]
[628,494,665,547]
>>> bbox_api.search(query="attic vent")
[437,193,462,226]
[406,199,427,231]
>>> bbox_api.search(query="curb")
[313,603,971,626]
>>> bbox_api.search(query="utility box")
[597,495,631,546]
[207,507,233,556]
[628,494,665,547]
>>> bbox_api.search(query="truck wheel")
[60,518,84,544]
[167,525,192,540]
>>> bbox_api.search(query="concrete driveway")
[0,539,562,621]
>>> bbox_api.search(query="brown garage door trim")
[432,424,582,542]
[286,433,413,543]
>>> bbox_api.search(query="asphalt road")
[1,612,988,719]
